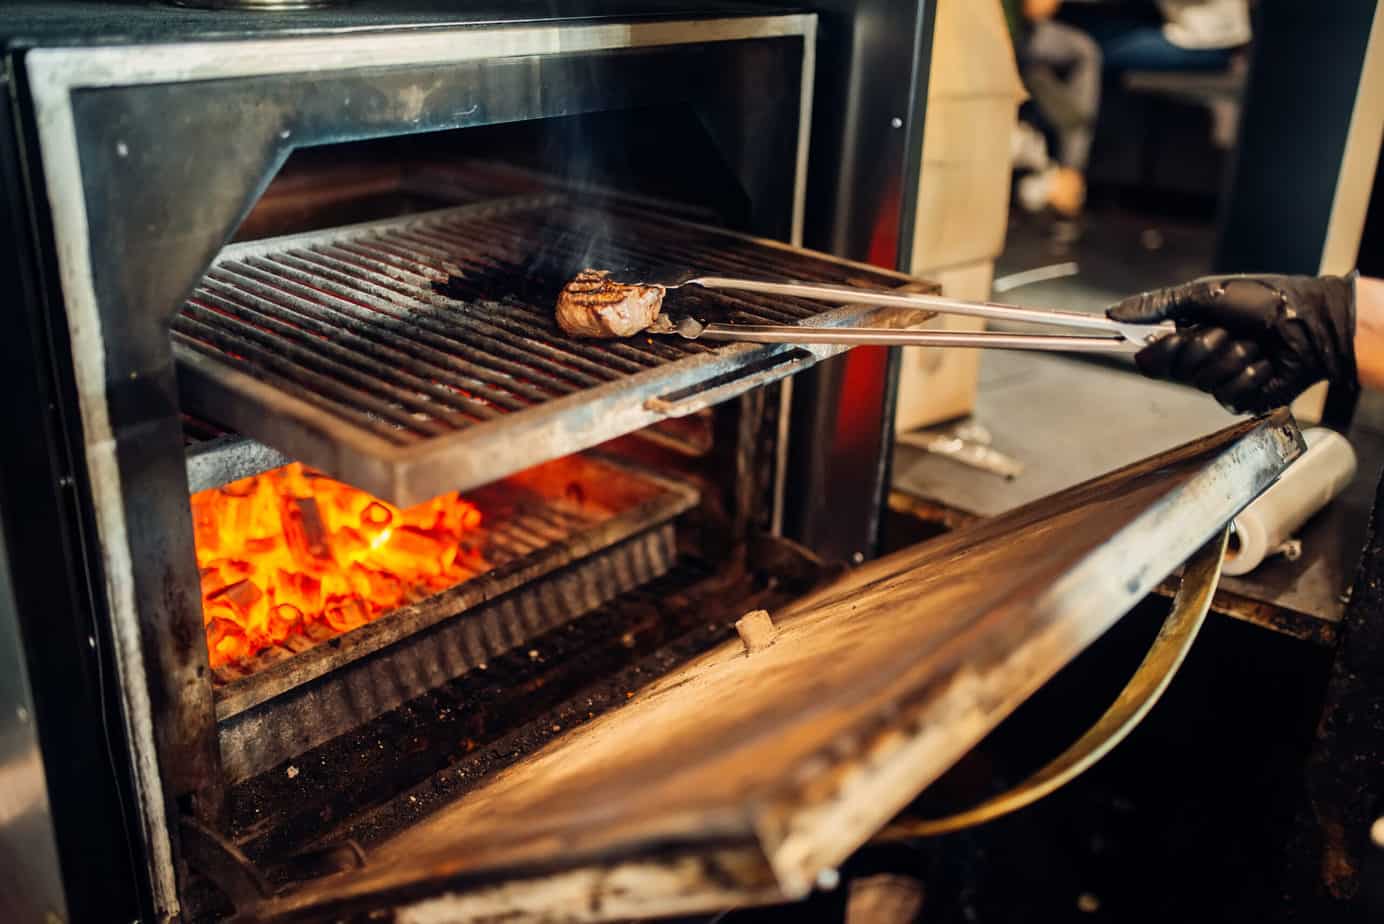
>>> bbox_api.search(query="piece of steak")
[555,269,666,338]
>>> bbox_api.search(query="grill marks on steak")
[555,270,667,338]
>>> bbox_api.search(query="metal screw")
[890,117,904,129]
[851,551,865,564]
[816,868,840,890]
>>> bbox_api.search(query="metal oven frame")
[0,4,935,922]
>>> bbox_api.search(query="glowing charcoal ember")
[189,462,485,665]
[280,496,332,573]
[217,580,272,638]
[191,502,222,557]
[330,526,371,565]
[209,579,264,620]
[350,564,405,612]
[203,558,254,583]
[344,563,374,600]
[200,566,231,598]
[268,603,304,638]
[202,597,237,627]
[206,617,251,666]
[324,598,370,633]
[274,568,322,615]
[360,501,395,532]
[367,526,449,577]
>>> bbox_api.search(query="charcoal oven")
[0,4,1302,924]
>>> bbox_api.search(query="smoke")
[545,111,616,276]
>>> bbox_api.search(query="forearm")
[1356,276,1384,392]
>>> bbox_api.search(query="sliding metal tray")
[172,194,930,506]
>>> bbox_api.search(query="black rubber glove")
[1107,274,1357,414]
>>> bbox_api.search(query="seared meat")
[556,269,666,338]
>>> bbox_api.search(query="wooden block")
[735,610,777,655]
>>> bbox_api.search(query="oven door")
[248,413,1301,923]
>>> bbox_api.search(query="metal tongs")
[655,277,1173,354]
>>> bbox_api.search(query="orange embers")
[191,464,484,668]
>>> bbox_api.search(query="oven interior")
[173,113,877,918]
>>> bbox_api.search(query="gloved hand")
[1107,274,1357,414]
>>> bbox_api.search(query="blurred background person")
[1004,0,1100,222]
[1083,0,1251,75]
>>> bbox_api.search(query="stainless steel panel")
[185,433,293,494]
[0,505,69,924]
[787,0,937,562]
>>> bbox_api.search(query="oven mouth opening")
[192,461,490,673]
[193,449,697,699]
[182,438,700,782]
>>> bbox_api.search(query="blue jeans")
[1083,20,1235,73]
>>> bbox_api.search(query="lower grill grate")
[172,194,926,505]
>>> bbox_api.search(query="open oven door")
[250,413,1303,923]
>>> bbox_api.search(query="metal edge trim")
[24,43,182,923]
[24,15,818,88]
[386,343,837,506]
[1042,413,1304,636]
[894,0,937,274]
[770,377,793,538]
[790,15,816,249]
[172,343,411,460]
